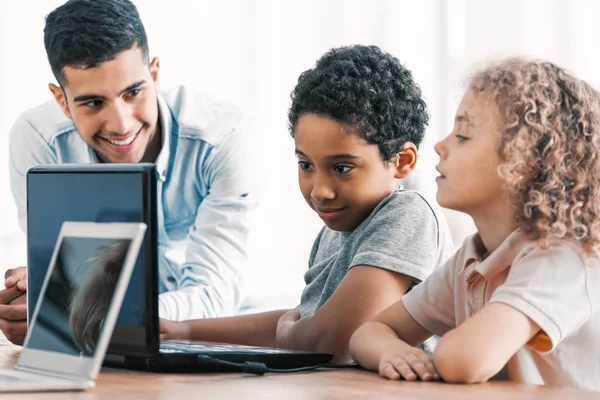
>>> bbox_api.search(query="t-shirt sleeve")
[488,243,600,353]
[349,192,442,282]
[401,250,460,336]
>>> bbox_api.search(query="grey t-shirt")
[300,189,454,318]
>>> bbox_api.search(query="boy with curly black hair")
[161,45,454,364]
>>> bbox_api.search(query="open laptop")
[27,164,333,373]
[0,221,146,392]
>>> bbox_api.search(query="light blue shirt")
[9,86,265,321]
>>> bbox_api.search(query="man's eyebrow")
[73,80,146,103]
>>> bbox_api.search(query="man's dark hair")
[44,0,149,85]
[288,45,429,162]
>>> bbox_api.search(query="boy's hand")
[379,342,440,381]
[159,318,191,340]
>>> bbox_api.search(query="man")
[0,0,264,345]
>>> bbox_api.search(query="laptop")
[0,221,146,392]
[27,164,333,373]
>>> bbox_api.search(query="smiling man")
[0,0,264,345]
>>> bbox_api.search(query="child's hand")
[159,318,191,340]
[379,342,440,381]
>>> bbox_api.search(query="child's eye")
[334,165,353,174]
[455,134,469,144]
[298,161,313,170]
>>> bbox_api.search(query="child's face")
[434,90,509,216]
[294,114,404,231]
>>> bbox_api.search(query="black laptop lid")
[26,163,159,357]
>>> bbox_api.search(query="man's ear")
[149,57,160,86]
[48,83,72,120]
[393,142,418,179]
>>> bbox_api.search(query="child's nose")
[311,173,336,202]
[434,139,446,159]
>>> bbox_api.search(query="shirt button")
[167,276,176,283]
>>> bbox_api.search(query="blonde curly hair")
[469,58,600,255]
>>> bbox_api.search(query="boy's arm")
[349,299,432,371]
[161,309,290,347]
[275,265,414,363]
[434,303,540,383]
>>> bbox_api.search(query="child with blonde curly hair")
[349,58,600,391]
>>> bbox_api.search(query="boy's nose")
[311,174,336,202]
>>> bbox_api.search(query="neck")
[141,121,162,163]
[469,200,517,254]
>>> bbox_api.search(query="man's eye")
[83,100,103,108]
[126,88,141,98]
[334,165,353,174]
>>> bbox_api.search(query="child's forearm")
[349,321,409,371]
[182,309,289,347]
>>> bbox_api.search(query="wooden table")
[0,342,597,399]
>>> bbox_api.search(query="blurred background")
[1,0,599,308]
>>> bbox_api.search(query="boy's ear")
[48,83,72,120]
[393,142,418,179]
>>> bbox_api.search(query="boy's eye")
[455,134,469,144]
[334,165,353,174]
[298,161,312,170]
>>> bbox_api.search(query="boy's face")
[49,47,160,163]
[434,89,508,216]
[294,114,416,231]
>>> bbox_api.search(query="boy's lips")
[315,206,347,221]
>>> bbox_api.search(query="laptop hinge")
[14,365,88,383]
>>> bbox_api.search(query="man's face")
[50,47,161,163]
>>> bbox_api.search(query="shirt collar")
[459,230,529,279]
[154,94,172,182]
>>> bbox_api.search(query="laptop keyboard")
[160,341,288,354]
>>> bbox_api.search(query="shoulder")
[160,85,251,146]
[12,99,77,143]
[370,190,442,225]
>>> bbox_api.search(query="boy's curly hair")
[288,45,429,162]
[469,58,600,255]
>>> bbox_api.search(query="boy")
[161,45,454,363]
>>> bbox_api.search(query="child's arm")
[160,309,290,347]
[350,299,437,381]
[434,302,540,383]
[275,266,414,364]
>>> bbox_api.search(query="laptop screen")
[27,164,158,356]
[26,236,132,357]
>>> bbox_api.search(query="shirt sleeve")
[8,113,58,233]
[401,250,459,336]
[158,115,266,320]
[488,243,600,353]
[350,192,442,282]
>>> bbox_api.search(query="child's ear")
[393,142,418,179]
[49,83,72,120]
